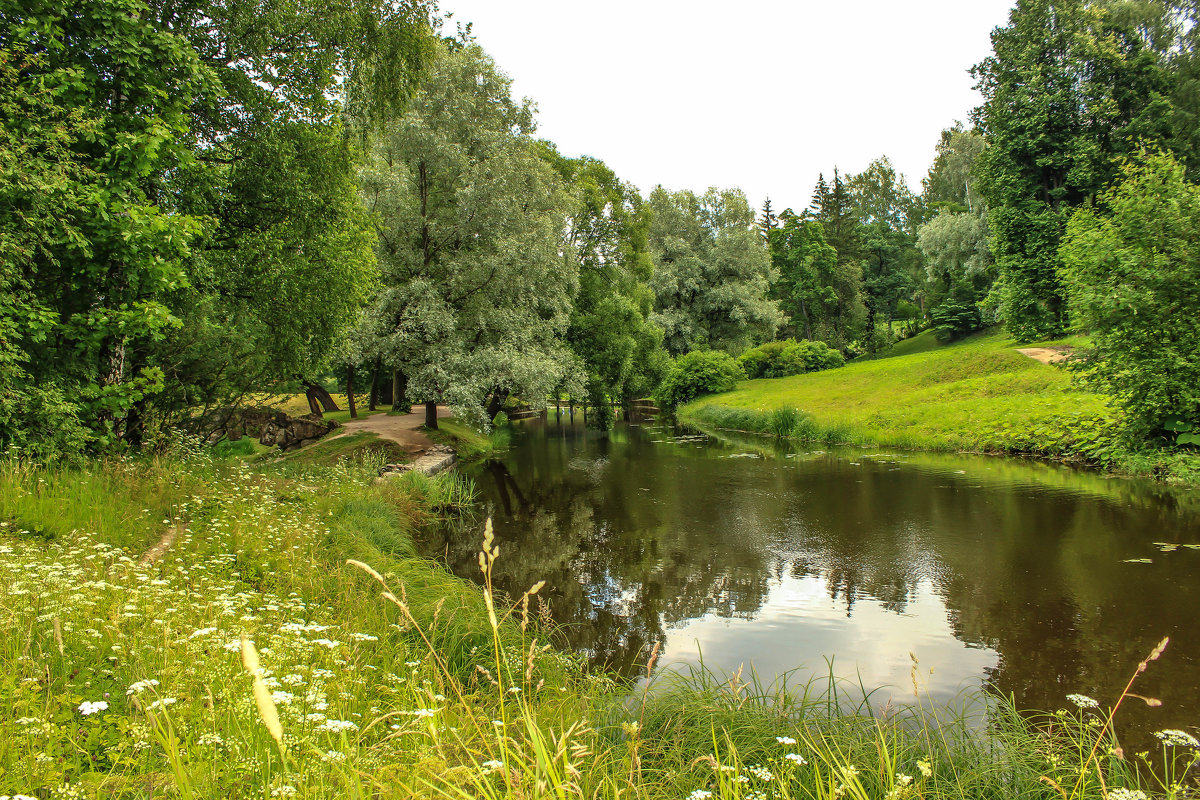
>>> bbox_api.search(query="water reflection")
[416,418,1200,747]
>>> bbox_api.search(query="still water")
[418,418,1200,740]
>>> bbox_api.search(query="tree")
[848,157,923,344]
[768,212,864,349]
[362,45,581,429]
[1060,150,1200,438]
[647,186,781,356]
[918,127,994,340]
[541,148,668,425]
[0,0,435,451]
[972,0,1173,340]
[924,126,988,213]
[759,197,778,244]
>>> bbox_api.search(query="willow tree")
[361,45,581,429]
[647,187,781,356]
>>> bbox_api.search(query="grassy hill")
[681,330,1133,466]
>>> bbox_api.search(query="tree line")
[4,0,1200,458]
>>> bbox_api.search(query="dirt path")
[337,405,451,455]
[140,526,179,566]
[1016,347,1072,365]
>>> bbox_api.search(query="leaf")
[1122,558,1153,563]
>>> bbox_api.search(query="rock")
[260,414,340,451]
[377,445,457,478]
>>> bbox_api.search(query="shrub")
[656,350,745,410]
[1060,151,1200,440]
[738,339,845,379]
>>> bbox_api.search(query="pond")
[417,416,1200,746]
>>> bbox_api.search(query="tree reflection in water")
[414,419,1200,753]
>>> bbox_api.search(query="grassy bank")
[681,331,1200,483]
[0,449,1192,798]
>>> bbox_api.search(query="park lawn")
[681,330,1117,457]
[270,392,387,424]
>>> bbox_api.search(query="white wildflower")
[78,700,108,715]
[784,753,807,765]
[1155,729,1200,748]
[1066,693,1099,709]
[775,735,797,745]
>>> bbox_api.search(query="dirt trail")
[336,405,451,455]
[1016,347,1071,365]
[140,526,179,566]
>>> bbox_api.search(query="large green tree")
[1060,150,1200,438]
[918,127,994,340]
[361,45,581,429]
[768,212,864,349]
[972,0,1173,340]
[542,148,668,422]
[848,157,924,343]
[1,0,435,452]
[647,187,781,356]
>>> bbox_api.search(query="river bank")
[0,441,1189,798]
[679,330,1200,485]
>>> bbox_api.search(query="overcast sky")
[439,0,1016,214]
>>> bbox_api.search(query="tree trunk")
[303,382,340,414]
[305,389,322,416]
[368,358,381,411]
[424,400,438,430]
[392,371,409,413]
[798,298,812,341]
[486,388,509,420]
[346,364,357,419]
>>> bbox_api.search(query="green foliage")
[1,0,435,456]
[972,0,1173,341]
[848,157,924,349]
[739,339,845,379]
[768,215,864,349]
[930,298,983,343]
[1060,150,1200,440]
[541,147,669,423]
[362,45,580,429]
[656,350,746,411]
[648,186,782,356]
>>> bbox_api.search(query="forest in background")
[4,0,1200,459]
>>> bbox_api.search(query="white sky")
[440,0,1016,213]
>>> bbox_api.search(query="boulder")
[259,413,340,451]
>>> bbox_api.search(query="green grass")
[425,417,510,461]
[682,330,1200,483]
[272,430,409,469]
[683,330,1116,456]
[0,450,1190,798]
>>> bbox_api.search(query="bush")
[1060,151,1200,440]
[738,339,845,379]
[656,350,745,410]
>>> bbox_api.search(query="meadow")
[1,434,1196,798]
[680,331,1200,483]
